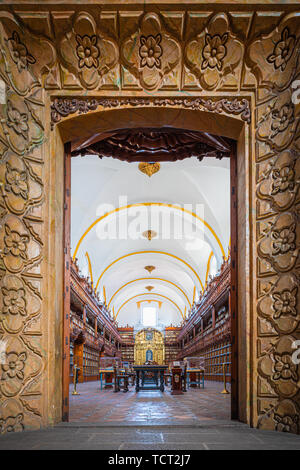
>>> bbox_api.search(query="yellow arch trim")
[136,300,162,308]
[85,251,94,288]
[205,250,214,287]
[108,277,191,309]
[72,203,225,259]
[116,293,183,319]
[95,251,204,292]
[103,285,106,304]
[227,237,231,260]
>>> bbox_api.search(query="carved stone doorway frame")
[55,96,249,424]
[0,4,299,435]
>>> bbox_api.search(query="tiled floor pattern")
[69,380,231,424]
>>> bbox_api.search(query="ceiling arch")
[100,254,197,311]
[72,202,225,260]
[94,250,204,292]
[71,155,230,328]
[116,293,184,319]
[108,277,191,308]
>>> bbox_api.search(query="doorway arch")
[54,102,248,423]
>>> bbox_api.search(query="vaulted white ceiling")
[71,155,230,328]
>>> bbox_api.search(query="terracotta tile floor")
[69,380,231,424]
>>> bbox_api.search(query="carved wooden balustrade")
[177,259,231,362]
[71,258,122,348]
[70,259,122,383]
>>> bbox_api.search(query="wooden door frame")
[230,140,238,420]
[62,138,239,422]
[62,142,71,422]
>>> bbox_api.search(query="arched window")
[142,307,157,327]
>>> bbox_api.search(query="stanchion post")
[72,364,80,395]
[221,363,230,394]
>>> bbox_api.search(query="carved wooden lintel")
[50,96,251,129]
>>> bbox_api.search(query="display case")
[171,360,185,368]
[184,356,205,370]
[99,356,121,390]
[184,356,205,388]
[99,356,116,370]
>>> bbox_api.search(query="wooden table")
[133,365,168,392]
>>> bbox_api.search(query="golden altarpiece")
[134,329,165,365]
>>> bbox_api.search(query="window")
[142,307,157,327]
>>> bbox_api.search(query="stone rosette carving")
[58,11,119,90]
[2,287,26,317]
[258,336,300,398]
[139,34,162,69]
[257,213,299,273]
[2,223,29,273]
[0,151,43,216]
[0,335,42,398]
[0,274,40,334]
[257,150,299,213]
[185,13,244,91]
[272,224,296,256]
[0,413,24,434]
[121,12,180,90]
[0,215,42,275]
[256,94,298,153]
[75,34,100,69]
[2,351,27,381]
[248,19,299,91]
[267,27,296,72]
[1,92,44,157]
[7,31,36,73]
[6,100,29,140]
[274,411,298,433]
[257,399,299,433]
[258,274,299,335]
[5,162,29,201]
[272,288,298,321]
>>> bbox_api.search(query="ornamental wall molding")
[50,96,251,128]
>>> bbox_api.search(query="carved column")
[249,19,300,432]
